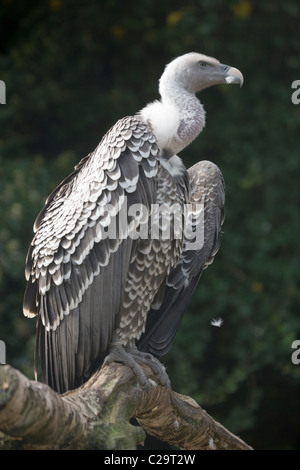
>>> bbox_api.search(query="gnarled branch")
[0,364,252,450]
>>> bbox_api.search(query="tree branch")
[0,364,252,450]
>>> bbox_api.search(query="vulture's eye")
[199,61,208,68]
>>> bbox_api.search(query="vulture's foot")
[126,345,170,388]
[103,342,170,388]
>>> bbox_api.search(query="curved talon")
[126,346,171,388]
[103,343,170,388]
[103,344,149,386]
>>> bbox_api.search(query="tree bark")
[0,363,252,450]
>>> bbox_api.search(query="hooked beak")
[221,64,244,87]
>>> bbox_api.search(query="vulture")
[23,52,243,393]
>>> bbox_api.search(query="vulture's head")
[159,52,244,95]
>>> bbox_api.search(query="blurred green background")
[0,0,300,450]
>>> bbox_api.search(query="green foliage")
[0,0,299,449]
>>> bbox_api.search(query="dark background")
[0,0,299,450]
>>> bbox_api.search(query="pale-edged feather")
[24,116,160,392]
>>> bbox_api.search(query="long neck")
[140,79,206,157]
[161,84,206,148]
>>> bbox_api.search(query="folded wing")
[138,160,225,356]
